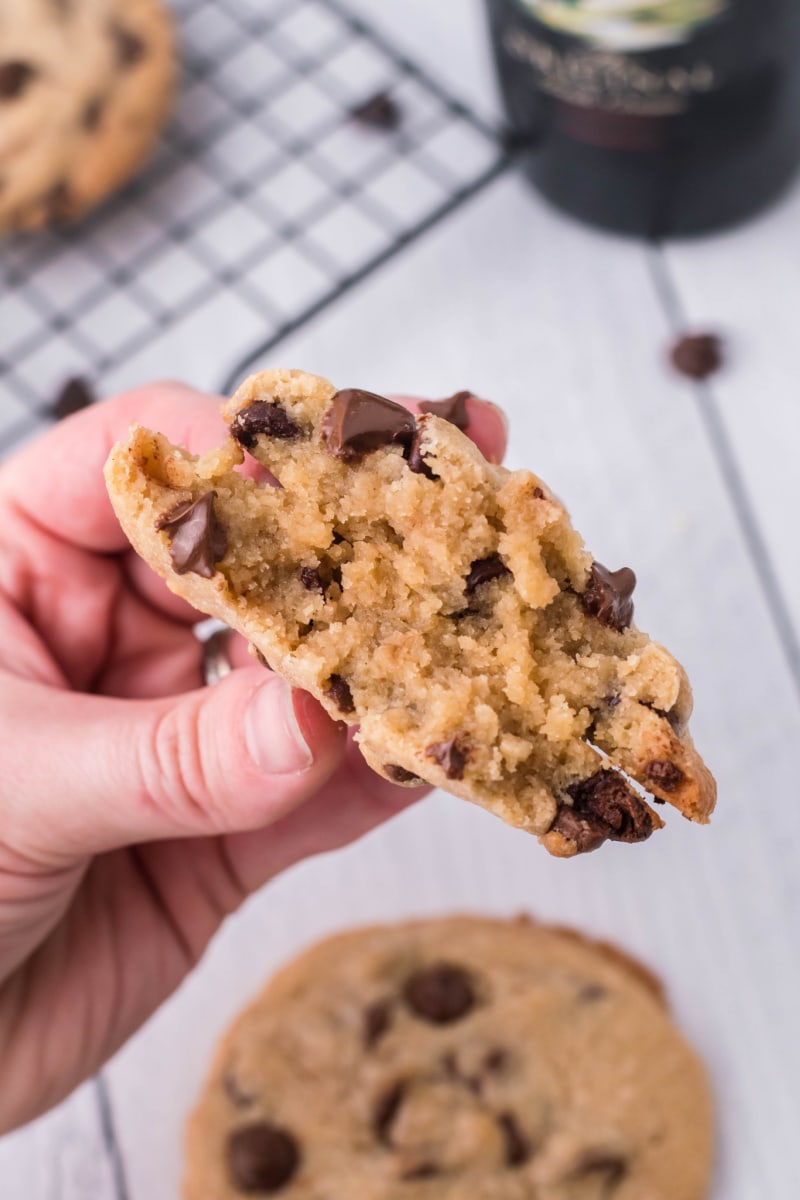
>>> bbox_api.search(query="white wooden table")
[2,2,800,1196]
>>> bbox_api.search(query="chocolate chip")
[567,1153,627,1190]
[300,567,325,594]
[300,561,341,596]
[578,983,607,1003]
[373,1081,405,1144]
[419,390,472,431]
[604,694,621,709]
[0,62,37,100]
[483,1047,509,1074]
[45,180,73,225]
[231,399,301,448]
[406,427,437,479]
[364,1001,392,1048]
[155,492,228,579]
[465,555,511,595]
[110,22,147,68]
[551,806,608,854]
[223,1071,255,1109]
[384,763,425,785]
[553,804,601,852]
[670,333,723,381]
[425,738,468,781]
[52,376,94,419]
[567,770,656,843]
[497,1112,531,1167]
[227,1123,300,1193]
[580,562,636,632]
[404,964,475,1024]
[324,674,355,714]
[401,1162,440,1181]
[322,389,416,462]
[551,769,656,853]
[661,706,684,732]
[351,91,401,130]
[82,95,106,131]
[533,486,545,499]
[645,760,684,791]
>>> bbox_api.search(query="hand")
[0,381,507,1132]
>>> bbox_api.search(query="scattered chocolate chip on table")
[52,376,96,420]
[351,91,402,130]
[670,333,724,381]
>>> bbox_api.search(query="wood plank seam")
[646,246,800,706]
[94,1075,130,1200]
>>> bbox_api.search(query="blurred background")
[1,1,799,1196]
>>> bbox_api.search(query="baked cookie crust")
[184,915,714,1200]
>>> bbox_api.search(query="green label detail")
[515,0,729,49]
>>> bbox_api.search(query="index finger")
[395,391,508,467]
[0,381,228,553]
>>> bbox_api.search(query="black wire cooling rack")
[0,0,509,457]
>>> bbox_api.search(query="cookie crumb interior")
[105,368,715,855]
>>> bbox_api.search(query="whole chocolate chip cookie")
[0,0,174,233]
[104,368,716,857]
[184,917,714,1199]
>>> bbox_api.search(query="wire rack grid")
[0,0,508,457]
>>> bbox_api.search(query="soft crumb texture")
[105,368,716,857]
[0,0,174,232]
[183,916,714,1200]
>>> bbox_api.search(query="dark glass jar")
[486,0,800,237]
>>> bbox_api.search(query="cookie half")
[105,369,716,856]
[184,916,714,1199]
[0,0,174,232]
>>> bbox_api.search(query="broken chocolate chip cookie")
[183,916,714,1200]
[105,368,716,857]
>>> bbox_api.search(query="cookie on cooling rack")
[0,0,175,232]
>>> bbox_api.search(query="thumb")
[3,668,345,864]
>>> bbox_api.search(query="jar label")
[504,0,735,114]
[513,0,729,52]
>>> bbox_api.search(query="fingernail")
[245,678,314,775]
[466,395,508,464]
